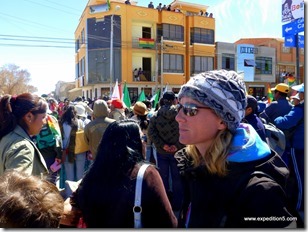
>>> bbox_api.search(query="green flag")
[122,82,131,108]
[138,89,146,102]
[152,89,160,109]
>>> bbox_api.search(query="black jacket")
[176,149,296,228]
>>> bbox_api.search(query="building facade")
[73,1,304,101]
[74,0,215,101]
[235,38,305,86]
[216,42,276,98]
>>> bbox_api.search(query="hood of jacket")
[175,123,289,189]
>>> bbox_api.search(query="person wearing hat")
[259,83,292,124]
[174,70,296,228]
[131,101,153,162]
[74,96,93,119]
[84,99,115,160]
[290,93,300,106]
[109,98,126,121]
[148,91,185,217]
[60,105,89,185]
[274,83,304,217]
[242,95,267,142]
[75,104,91,126]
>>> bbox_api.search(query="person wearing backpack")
[174,70,297,228]
[274,83,304,218]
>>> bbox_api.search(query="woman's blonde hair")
[186,129,233,176]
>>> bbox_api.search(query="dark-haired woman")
[59,105,86,182]
[0,93,49,176]
[68,119,177,228]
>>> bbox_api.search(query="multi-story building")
[73,1,304,101]
[215,38,304,98]
[216,42,276,98]
[235,38,304,85]
[74,0,214,101]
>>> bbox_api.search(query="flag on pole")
[151,89,160,109]
[161,83,169,98]
[287,76,296,86]
[138,89,146,102]
[267,83,273,104]
[118,82,122,100]
[111,80,120,100]
[122,82,131,108]
[139,38,155,48]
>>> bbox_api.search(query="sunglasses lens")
[177,104,200,116]
[183,107,197,116]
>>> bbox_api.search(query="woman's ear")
[23,112,33,124]
[218,120,227,131]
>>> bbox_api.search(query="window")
[190,56,214,75]
[81,29,85,44]
[159,54,184,73]
[87,16,121,49]
[244,59,256,67]
[75,39,80,52]
[222,54,235,70]
[191,28,214,45]
[142,27,151,39]
[161,24,184,41]
[282,45,290,53]
[255,57,272,75]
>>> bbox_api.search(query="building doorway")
[142,57,151,81]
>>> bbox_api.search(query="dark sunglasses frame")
[176,103,211,116]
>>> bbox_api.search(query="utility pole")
[155,38,159,94]
[160,36,163,97]
[109,14,114,98]
[295,33,300,84]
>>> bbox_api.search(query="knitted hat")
[111,99,123,109]
[93,99,109,118]
[133,101,148,116]
[178,69,247,133]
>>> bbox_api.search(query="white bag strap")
[134,163,150,228]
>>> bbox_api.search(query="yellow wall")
[75,0,215,93]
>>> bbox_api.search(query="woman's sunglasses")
[176,103,211,116]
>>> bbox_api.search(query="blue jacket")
[243,114,267,142]
[259,99,292,124]
[274,102,304,150]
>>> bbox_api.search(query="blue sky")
[0,0,286,96]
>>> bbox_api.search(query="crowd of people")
[0,69,304,228]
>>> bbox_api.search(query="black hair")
[0,93,48,139]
